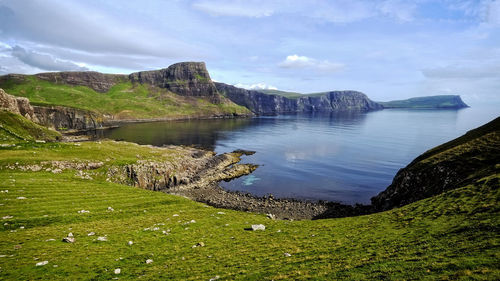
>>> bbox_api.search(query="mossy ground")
[0,141,498,280]
[0,77,250,119]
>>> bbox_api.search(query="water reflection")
[83,106,499,204]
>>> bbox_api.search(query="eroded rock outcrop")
[0,88,39,122]
[215,82,383,114]
[129,62,221,103]
[33,105,103,132]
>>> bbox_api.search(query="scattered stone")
[45,239,55,242]
[0,190,8,193]
[2,216,13,220]
[53,265,58,268]
[16,197,27,200]
[193,242,205,248]
[172,214,179,217]
[277,229,282,233]
[284,253,292,257]
[128,241,133,246]
[36,261,49,266]
[62,237,75,243]
[68,232,73,237]
[52,168,62,174]
[146,259,153,264]
[114,268,121,274]
[266,213,276,220]
[77,210,90,214]
[97,236,108,242]
[251,224,265,231]
[209,276,220,281]
[216,212,225,215]
[88,232,95,236]
[107,207,114,212]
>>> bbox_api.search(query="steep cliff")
[1,87,102,132]
[216,82,383,114]
[129,62,221,103]
[371,116,500,211]
[33,105,103,132]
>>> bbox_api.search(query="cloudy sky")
[0,0,499,103]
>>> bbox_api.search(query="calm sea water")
[88,104,499,204]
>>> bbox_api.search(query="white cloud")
[234,82,278,90]
[192,0,274,18]
[11,45,88,71]
[279,55,345,73]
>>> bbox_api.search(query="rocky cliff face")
[0,87,102,132]
[35,72,126,93]
[215,83,383,114]
[130,62,221,103]
[371,116,500,211]
[0,88,39,122]
[215,83,296,114]
[33,106,103,132]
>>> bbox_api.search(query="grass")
[0,76,250,119]
[0,111,61,143]
[0,139,498,280]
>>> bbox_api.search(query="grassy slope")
[0,139,498,280]
[379,95,467,108]
[259,89,304,99]
[0,111,61,143]
[0,76,250,119]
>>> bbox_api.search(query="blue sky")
[0,0,499,103]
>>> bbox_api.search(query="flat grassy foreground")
[0,141,499,280]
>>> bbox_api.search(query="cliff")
[32,105,103,132]
[0,88,39,122]
[129,62,221,103]
[1,88,103,132]
[371,116,500,211]
[380,95,469,109]
[215,82,383,114]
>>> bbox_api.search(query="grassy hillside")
[379,95,468,109]
[0,111,61,143]
[0,76,250,120]
[259,89,304,99]
[0,139,498,279]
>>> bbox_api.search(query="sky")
[0,0,499,103]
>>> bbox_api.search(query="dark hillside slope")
[372,116,500,211]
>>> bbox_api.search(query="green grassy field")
[0,139,498,280]
[0,76,250,119]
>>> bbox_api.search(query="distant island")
[379,95,469,109]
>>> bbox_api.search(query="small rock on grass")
[114,268,121,274]
[87,232,95,236]
[36,261,48,266]
[97,236,107,242]
[251,224,265,231]
[284,253,292,257]
[128,241,133,246]
[146,259,153,264]
[62,237,75,243]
